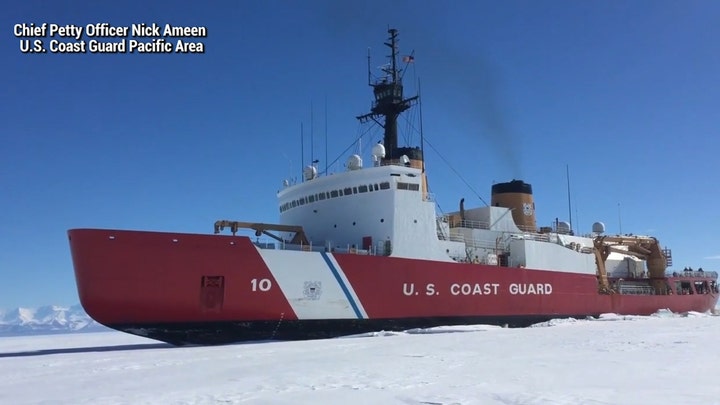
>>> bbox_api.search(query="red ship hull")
[68,229,719,345]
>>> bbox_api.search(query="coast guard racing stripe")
[257,249,367,320]
[321,252,367,319]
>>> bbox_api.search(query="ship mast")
[357,28,421,166]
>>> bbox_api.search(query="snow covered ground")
[1,312,719,405]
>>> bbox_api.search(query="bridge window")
[330,190,339,198]
[353,186,358,194]
[358,185,368,193]
[397,182,420,191]
[379,182,390,190]
[344,187,352,195]
[308,195,315,203]
[318,193,326,200]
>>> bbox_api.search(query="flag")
[402,55,415,63]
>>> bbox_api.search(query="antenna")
[310,101,314,167]
[388,29,398,83]
[566,164,572,233]
[281,153,293,185]
[300,122,304,181]
[356,28,419,161]
[575,205,580,235]
[325,95,328,175]
[367,48,372,86]
[418,78,425,173]
[618,202,623,235]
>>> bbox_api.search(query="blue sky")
[2,1,719,308]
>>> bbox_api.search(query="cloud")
[704,255,720,260]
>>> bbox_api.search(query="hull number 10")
[250,278,272,292]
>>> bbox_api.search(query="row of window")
[397,182,420,191]
[279,180,420,213]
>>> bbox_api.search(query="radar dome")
[371,143,386,162]
[302,165,317,181]
[557,221,571,234]
[346,154,363,170]
[592,222,606,234]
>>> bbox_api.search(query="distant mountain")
[0,304,109,337]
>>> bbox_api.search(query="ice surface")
[0,313,719,404]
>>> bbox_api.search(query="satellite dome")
[592,222,606,234]
[371,143,386,162]
[303,165,317,181]
[557,221,571,234]
[346,154,363,170]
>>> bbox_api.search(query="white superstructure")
[278,164,463,262]
[276,158,628,277]
[264,27,657,280]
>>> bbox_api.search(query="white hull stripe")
[258,249,359,319]
[321,252,367,319]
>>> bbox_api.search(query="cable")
[423,137,489,206]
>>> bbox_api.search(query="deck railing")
[253,240,374,255]
[252,237,720,278]
[618,284,656,295]
[669,270,718,279]
[443,218,548,238]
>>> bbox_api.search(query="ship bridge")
[268,28,463,261]
[275,161,458,261]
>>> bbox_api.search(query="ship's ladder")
[663,247,673,267]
